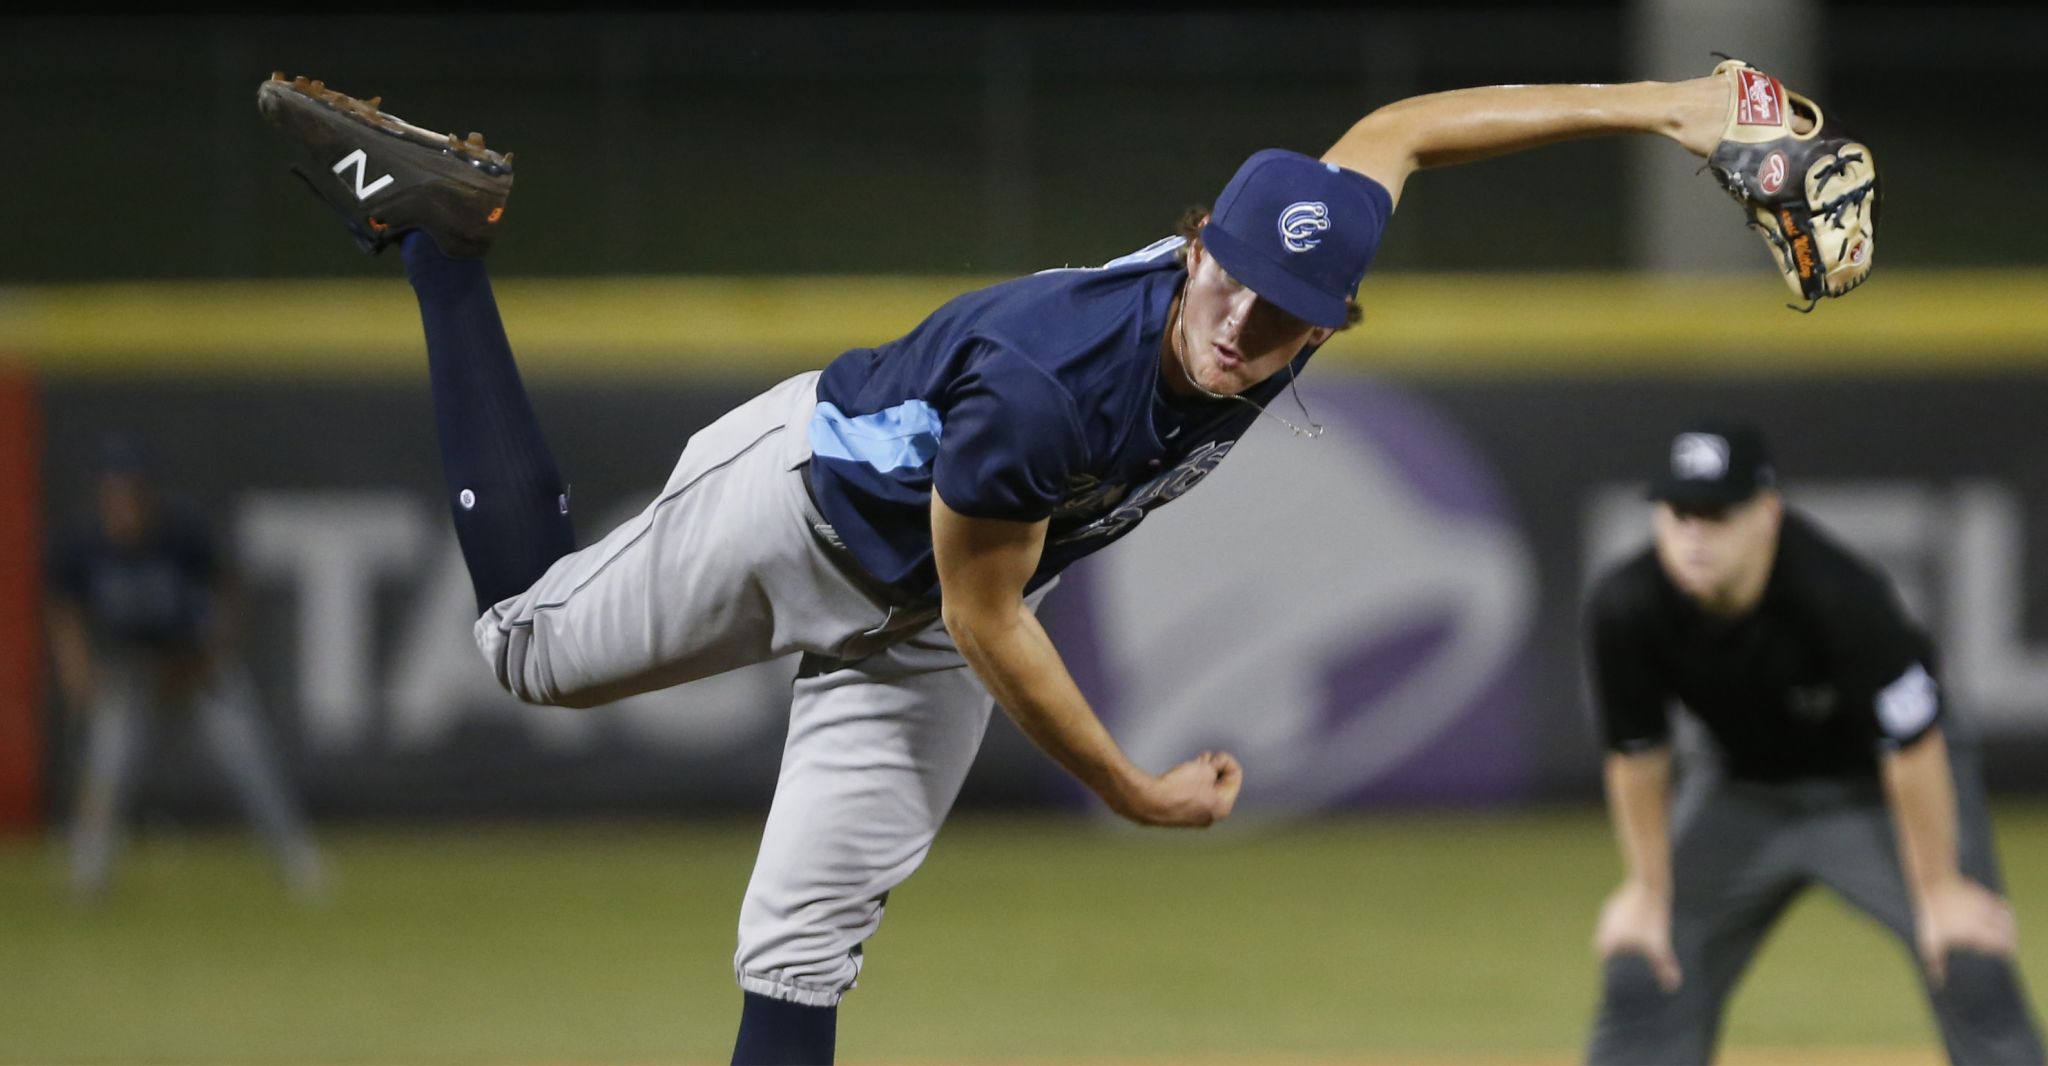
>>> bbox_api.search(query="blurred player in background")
[1582,418,2043,1064]
[263,63,1817,1064]
[46,433,326,904]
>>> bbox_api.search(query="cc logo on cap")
[1278,201,1331,253]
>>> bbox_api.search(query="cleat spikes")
[270,71,285,82]
[258,71,513,258]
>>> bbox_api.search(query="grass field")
[7,805,2046,1064]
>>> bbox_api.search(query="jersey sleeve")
[1586,569,1673,753]
[930,344,1089,523]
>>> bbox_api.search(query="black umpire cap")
[1646,417,1777,510]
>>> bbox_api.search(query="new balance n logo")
[332,149,395,200]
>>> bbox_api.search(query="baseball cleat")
[257,72,513,258]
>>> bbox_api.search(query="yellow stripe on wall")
[4,271,2046,379]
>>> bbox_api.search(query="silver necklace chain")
[1171,296,1326,439]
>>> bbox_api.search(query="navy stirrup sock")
[731,991,837,1065]
[401,232,575,614]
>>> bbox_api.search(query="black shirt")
[1586,509,1941,782]
[50,507,220,654]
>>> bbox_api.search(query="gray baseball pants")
[1587,739,2044,1065]
[69,657,325,899]
[475,370,1042,1007]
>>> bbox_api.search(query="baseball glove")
[1704,58,1879,311]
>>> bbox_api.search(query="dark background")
[3,6,2042,281]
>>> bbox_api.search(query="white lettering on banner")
[552,497,780,754]
[237,490,777,757]
[1947,482,2048,720]
[1582,481,2048,733]
[238,493,424,752]
[384,538,600,753]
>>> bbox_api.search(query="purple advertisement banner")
[1045,378,1536,814]
[34,369,2048,819]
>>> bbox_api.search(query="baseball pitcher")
[257,58,1872,1064]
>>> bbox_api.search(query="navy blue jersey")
[808,210,1388,602]
[50,506,220,653]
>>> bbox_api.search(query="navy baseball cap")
[1199,149,1390,329]
[1646,418,1777,509]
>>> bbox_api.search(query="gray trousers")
[69,657,325,899]
[1587,743,2044,1065]
[474,371,1048,1007]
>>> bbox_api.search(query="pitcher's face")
[1170,237,1333,398]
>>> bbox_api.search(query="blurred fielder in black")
[1581,417,2042,1064]
[46,433,326,903]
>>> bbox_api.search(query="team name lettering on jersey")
[1051,474,1130,522]
[1053,439,1235,545]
